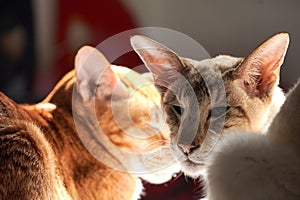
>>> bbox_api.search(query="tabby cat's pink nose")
[178,144,196,154]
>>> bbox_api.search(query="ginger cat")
[0,46,179,199]
[130,33,288,178]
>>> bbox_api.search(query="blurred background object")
[120,0,300,91]
[32,0,137,101]
[3,0,299,103]
[0,0,35,102]
[0,0,299,199]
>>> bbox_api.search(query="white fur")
[206,81,300,200]
[131,178,143,200]
[261,86,286,133]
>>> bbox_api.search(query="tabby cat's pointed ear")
[130,35,185,91]
[236,33,289,97]
[75,46,117,102]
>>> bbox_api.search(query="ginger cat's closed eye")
[0,46,179,199]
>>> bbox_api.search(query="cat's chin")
[180,160,205,178]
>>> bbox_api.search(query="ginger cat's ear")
[75,46,117,102]
[130,35,185,92]
[235,33,289,97]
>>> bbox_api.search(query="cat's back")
[0,92,29,119]
[206,132,300,200]
[0,92,70,199]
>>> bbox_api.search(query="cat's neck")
[42,70,76,110]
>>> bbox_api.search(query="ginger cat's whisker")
[0,46,180,199]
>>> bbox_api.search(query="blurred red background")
[1,0,299,199]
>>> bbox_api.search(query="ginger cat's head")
[131,33,289,178]
[72,46,179,184]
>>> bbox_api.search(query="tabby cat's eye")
[210,106,230,118]
[171,105,184,116]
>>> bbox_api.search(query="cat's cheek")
[139,163,181,184]
[169,143,185,161]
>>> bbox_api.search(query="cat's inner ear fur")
[130,35,185,92]
[235,33,289,98]
[75,46,117,102]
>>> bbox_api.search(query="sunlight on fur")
[206,80,300,200]
[0,44,180,199]
[130,33,289,179]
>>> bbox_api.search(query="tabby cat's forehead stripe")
[220,60,244,77]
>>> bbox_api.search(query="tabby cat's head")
[131,33,289,177]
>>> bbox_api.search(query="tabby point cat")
[0,46,179,199]
[131,33,289,178]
